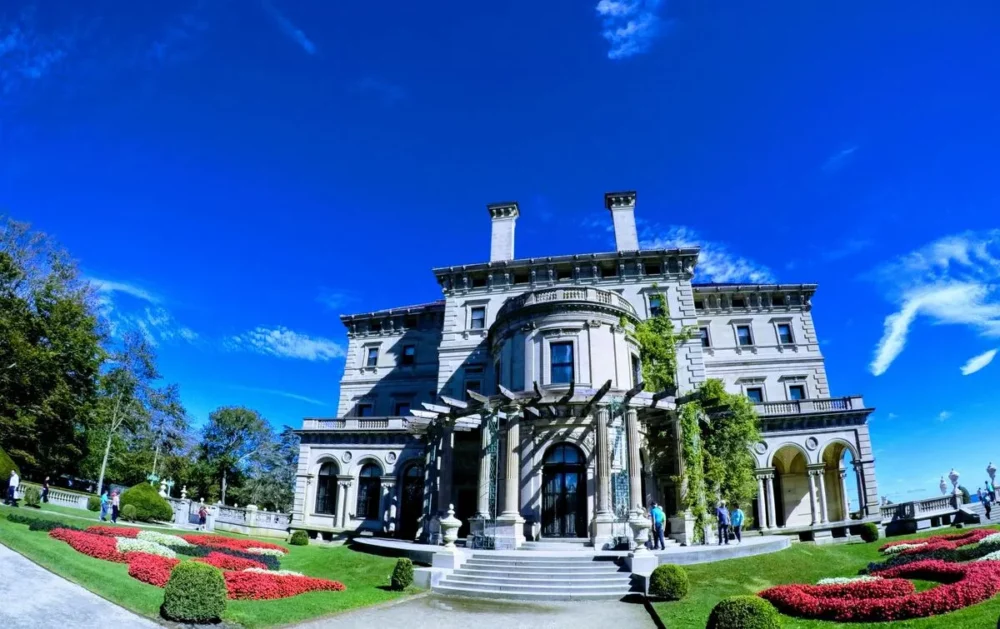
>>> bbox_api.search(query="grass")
[653,525,1000,628]
[0,503,416,628]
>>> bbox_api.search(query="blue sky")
[3,1,999,502]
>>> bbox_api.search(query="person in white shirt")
[7,470,19,505]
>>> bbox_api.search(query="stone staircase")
[433,553,635,601]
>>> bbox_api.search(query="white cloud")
[961,348,998,376]
[229,385,328,406]
[261,0,317,55]
[640,225,775,284]
[89,277,198,346]
[822,145,858,173]
[317,289,353,311]
[227,326,344,361]
[89,278,161,303]
[938,411,951,421]
[868,230,1000,375]
[595,0,665,60]
[887,412,898,419]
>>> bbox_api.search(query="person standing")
[99,489,110,521]
[716,502,731,545]
[649,502,667,550]
[6,470,19,506]
[730,503,745,544]
[111,490,120,523]
[198,503,208,531]
[42,476,50,503]
[983,487,993,520]
[987,479,996,503]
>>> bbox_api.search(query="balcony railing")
[754,396,866,417]
[301,416,408,431]
[881,495,958,521]
[496,286,637,322]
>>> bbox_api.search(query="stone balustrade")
[210,502,291,539]
[301,417,407,431]
[755,396,865,417]
[15,483,91,511]
[495,286,638,322]
[880,495,958,521]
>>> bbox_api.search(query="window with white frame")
[470,306,486,330]
[550,341,574,384]
[699,326,711,348]
[365,346,379,367]
[400,344,416,365]
[631,354,642,388]
[777,323,794,344]
[745,387,764,403]
[649,294,664,318]
[780,375,808,401]
[736,324,753,346]
[356,402,374,416]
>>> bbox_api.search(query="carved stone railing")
[881,495,959,521]
[213,504,291,531]
[495,286,638,321]
[301,417,408,431]
[755,396,866,417]
[15,483,91,511]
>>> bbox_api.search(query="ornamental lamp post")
[988,462,997,486]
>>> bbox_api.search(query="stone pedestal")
[494,513,525,550]
[668,512,696,546]
[592,513,616,551]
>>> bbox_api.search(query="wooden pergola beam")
[439,395,468,410]
[580,379,612,417]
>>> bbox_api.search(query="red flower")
[195,551,267,571]
[49,528,128,563]
[86,525,141,538]
[181,534,287,555]
[224,571,346,600]
[126,552,180,587]
[880,529,994,555]
[760,559,1000,622]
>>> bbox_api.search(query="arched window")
[314,462,338,515]
[544,443,584,466]
[355,463,383,520]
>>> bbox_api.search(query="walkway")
[293,594,655,629]
[0,544,159,629]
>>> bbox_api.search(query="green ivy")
[678,402,709,542]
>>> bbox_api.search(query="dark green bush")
[391,558,414,590]
[120,482,173,522]
[87,495,101,512]
[6,513,81,532]
[162,562,227,623]
[23,485,41,508]
[707,596,781,629]
[289,530,309,546]
[121,504,137,521]
[649,564,689,600]
[859,522,880,543]
[0,445,19,482]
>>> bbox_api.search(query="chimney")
[487,201,519,262]
[605,191,639,251]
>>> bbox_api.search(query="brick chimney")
[487,201,519,262]
[605,191,639,251]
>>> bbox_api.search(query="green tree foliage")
[200,406,271,504]
[390,558,414,590]
[120,481,174,522]
[231,425,299,512]
[0,218,105,478]
[0,445,19,480]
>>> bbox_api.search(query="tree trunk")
[221,469,227,505]
[96,430,114,495]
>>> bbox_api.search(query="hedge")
[649,564,689,600]
[87,495,101,512]
[6,513,83,532]
[860,522,880,543]
[289,530,309,546]
[120,482,173,522]
[707,596,781,629]
[161,562,227,623]
[391,558,414,590]
[121,504,137,521]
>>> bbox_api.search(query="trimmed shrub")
[289,530,309,546]
[649,564,689,601]
[707,596,781,629]
[162,561,227,623]
[87,495,101,512]
[0,445,19,481]
[23,485,41,508]
[391,558,414,590]
[121,504,137,521]
[860,522,880,543]
[120,482,173,523]
[6,513,82,532]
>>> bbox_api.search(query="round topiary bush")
[120,482,173,522]
[23,485,41,508]
[860,522,880,543]
[87,495,101,512]
[121,504,137,521]
[0,445,19,482]
[162,561,226,623]
[289,530,309,546]
[391,558,414,590]
[649,564,689,600]
[706,596,781,629]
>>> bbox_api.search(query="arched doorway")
[356,463,383,521]
[822,441,859,522]
[398,464,424,540]
[314,461,339,516]
[772,445,811,528]
[542,443,587,538]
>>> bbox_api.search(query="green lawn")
[0,504,416,628]
[654,525,1000,629]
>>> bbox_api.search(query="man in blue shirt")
[649,502,666,550]
[716,502,731,545]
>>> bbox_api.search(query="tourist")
[987,479,996,502]
[6,469,19,506]
[649,502,667,550]
[983,487,993,520]
[42,476,50,503]
[111,490,120,523]
[99,489,110,521]
[730,503,745,544]
[198,503,208,530]
[716,502,731,545]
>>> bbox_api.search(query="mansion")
[291,192,880,548]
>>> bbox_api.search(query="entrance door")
[541,444,587,538]
[398,464,423,540]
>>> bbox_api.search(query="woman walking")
[111,490,121,523]
[41,477,50,503]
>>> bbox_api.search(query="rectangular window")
[366,347,379,367]
[736,325,753,346]
[357,403,374,417]
[731,297,747,308]
[550,342,574,384]
[777,323,793,344]
[465,380,481,401]
[788,385,806,401]
[745,388,764,403]
[699,327,711,348]
[393,402,410,416]
[649,295,664,318]
[600,265,617,278]
[400,345,416,365]
[631,355,642,388]
[471,275,487,288]
[470,306,486,330]
[694,299,705,310]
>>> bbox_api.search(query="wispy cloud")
[226,326,344,361]
[887,412,898,420]
[961,348,998,376]
[639,224,775,283]
[0,7,72,96]
[823,237,873,261]
[938,411,951,421]
[595,0,666,60]
[90,277,197,346]
[228,385,328,406]
[260,0,316,55]
[89,278,161,304]
[146,8,210,66]
[868,230,1000,375]
[822,144,859,174]
[353,77,405,105]
[317,289,353,312]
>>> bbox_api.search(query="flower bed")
[245,547,285,557]
[116,537,176,559]
[879,529,994,556]
[174,542,281,571]
[816,575,882,585]
[224,571,346,600]
[127,552,180,587]
[761,559,1000,622]
[195,551,267,571]
[87,525,140,539]
[182,534,287,555]
[243,567,304,577]
[50,529,128,562]
[137,530,191,548]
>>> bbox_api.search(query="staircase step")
[463,561,618,571]
[445,575,630,587]
[453,568,624,579]
[432,584,629,601]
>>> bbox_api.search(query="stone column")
[853,460,867,513]
[495,413,524,549]
[839,468,851,521]
[477,423,492,517]
[765,474,777,529]
[756,475,768,529]
[336,476,353,529]
[438,423,455,518]
[807,470,818,525]
[626,409,643,515]
[816,470,829,524]
[593,407,615,549]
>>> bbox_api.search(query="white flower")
[817,575,883,585]
[976,550,1000,562]
[243,567,303,577]
[245,547,285,557]
[116,537,176,559]
[137,530,191,548]
[881,542,928,555]
[979,533,1000,548]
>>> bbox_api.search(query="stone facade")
[292,192,879,545]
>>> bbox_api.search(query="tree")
[200,406,270,504]
[231,425,299,511]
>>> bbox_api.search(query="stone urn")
[629,508,652,552]
[949,469,960,493]
[939,477,947,496]
[159,480,168,498]
[440,504,462,549]
[989,462,997,485]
